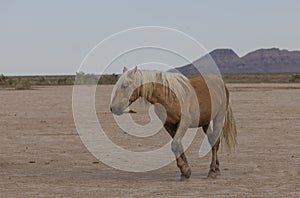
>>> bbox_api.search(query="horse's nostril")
[110,107,113,112]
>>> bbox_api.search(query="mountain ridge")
[172,48,300,73]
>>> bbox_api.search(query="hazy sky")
[1,0,299,75]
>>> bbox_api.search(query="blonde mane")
[133,70,191,103]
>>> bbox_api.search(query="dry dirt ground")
[0,84,299,198]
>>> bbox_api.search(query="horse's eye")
[121,84,127,89]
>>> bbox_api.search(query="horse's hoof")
[180,174,190,181]
[180,168,191,181]
[207,170,220,179]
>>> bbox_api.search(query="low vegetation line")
[0,72,299,89]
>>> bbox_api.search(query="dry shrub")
[15,80,32,90]
[289,74,300,82]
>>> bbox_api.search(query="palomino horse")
[110,66,237,180]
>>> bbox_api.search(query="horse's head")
[110,66,140,115]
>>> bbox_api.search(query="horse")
[110,66,237,180]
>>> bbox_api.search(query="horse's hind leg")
[203,120,222,178]
[164,122,191,180]
[208,138,221,178]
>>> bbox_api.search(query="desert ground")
[0,83,299,197]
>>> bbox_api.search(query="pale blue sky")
[1,0,299,75]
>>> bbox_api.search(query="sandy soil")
[0,84,299,198]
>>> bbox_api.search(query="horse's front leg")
[171,120,192,181]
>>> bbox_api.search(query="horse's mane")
[134,70,191,103]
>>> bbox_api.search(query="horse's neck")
[141,83,168,105]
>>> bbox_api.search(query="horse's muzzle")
[110,106,123,115]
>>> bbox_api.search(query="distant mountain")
[172,48,300,73]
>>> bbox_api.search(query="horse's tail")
[222,104,237,150]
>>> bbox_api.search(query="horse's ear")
[123,66,128,73]
[133,66,138,73]
[127,66,138,78]
[156,72,163,83]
